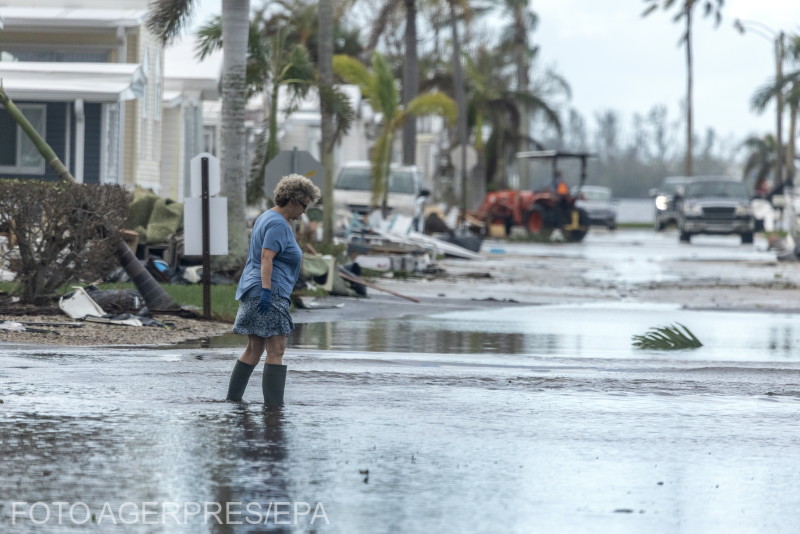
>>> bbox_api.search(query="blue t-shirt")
[235,210,302,300]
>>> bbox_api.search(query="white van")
[333,161,425,225]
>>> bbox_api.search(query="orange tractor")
[470,150,595,242]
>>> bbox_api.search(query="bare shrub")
[0,180,130,304]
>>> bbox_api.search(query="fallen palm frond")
[632,323,703,350]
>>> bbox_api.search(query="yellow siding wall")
[118,29,165,192]
[160,107,183,201]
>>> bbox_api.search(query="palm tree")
[318,0,336,243]
[463,45,562,190]
[333,53,457,214]
[642,0,724,178]
[148,0,251,270]
[195,18,316,202]
[750,73,800,187]
[785,36,800,184]
[448,0,470,213]
[363,0,421,167]
[193,2,355,241]
[494,0,539,185]
[741,134,781,195]
[402,0,420,167]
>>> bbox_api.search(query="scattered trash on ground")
[291,296,345,310]
[58,286,165,327]
[0,320,25,332]
[0,320,59,334]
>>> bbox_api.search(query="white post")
[74,99,85,184]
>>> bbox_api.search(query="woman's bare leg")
[265,335,287,365]
[240,335,267,366]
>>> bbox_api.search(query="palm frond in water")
[632,323,702,350]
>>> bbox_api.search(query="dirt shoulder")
[0,312,233,347]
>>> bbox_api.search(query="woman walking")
[226,174,320,405]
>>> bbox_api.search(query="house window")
[0,104,46,175]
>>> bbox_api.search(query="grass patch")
[1,281,240,322]
[616,222,654,229]
[507,231,557,243]
[96,282,240,322]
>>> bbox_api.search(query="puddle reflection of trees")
[291,320,566,356]
[768,326,797,355]
[211,406,291,534]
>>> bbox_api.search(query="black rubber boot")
[262,364,287,406]
[226,360,256,401]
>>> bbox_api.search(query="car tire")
[679,230,691,243]
[607,221,616,231]
[655,219,666,231]
[741,232,754,244]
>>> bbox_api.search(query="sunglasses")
[295,198,308,212]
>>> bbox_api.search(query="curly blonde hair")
[273,174,321,207]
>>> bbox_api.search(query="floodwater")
[3,231,800,533]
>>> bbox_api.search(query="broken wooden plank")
[337,268,420,303]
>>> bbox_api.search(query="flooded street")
[3,229,800,532]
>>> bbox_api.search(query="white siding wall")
[159,106,182,200]
[133,29,163,192]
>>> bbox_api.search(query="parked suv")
[333,161,424,231]
[651,176,692,230]
[675,177,755,244]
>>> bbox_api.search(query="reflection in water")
[170,304,800,363]
[768,326,796,355]
[290,319,535,355]
[0,405,295,532]
[212,406,290,534]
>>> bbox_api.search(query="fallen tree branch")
[337,267,420,303]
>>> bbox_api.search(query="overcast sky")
[166,0,800,142]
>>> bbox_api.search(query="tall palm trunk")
[788,102,797,183]
[402,0,419,167]
[0,85,179,310]
[379,128,395,215]
[218,0,250,269]
[684,7,694,177]
[318,0,335,244]
[449,1,469,214]
[514,4,530,189]
[267,83,280,162]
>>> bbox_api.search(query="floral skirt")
[232,296,294,338]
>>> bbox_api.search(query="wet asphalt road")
[3,228,800,533]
